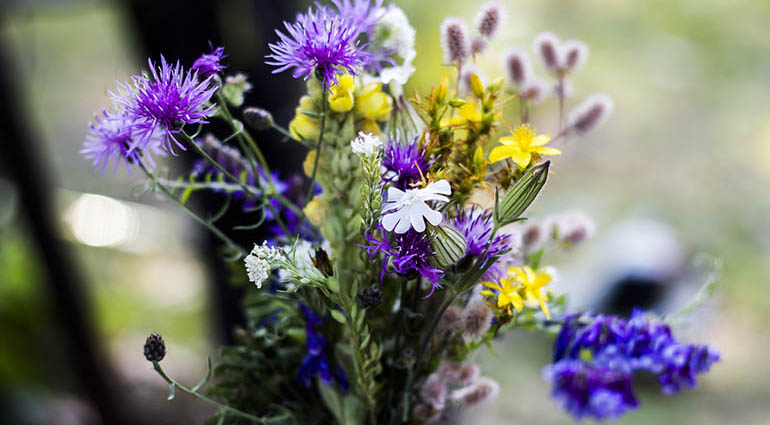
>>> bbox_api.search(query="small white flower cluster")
[244,242,284,288]
[381,180,451,234]
[370,5,416,87]
[350,132,383,157]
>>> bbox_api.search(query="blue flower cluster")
[545,310,720,421]
[297,303,348,392]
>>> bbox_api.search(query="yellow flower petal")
[533,146,562,156]
[531,135,551,147]
[509,150,532,169]
[489,145,517,163]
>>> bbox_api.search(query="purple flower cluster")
[382,138,431,190]
[363,225,444,295]
[297,303,348,392]
[81,110,164,175]
[111,55,217,154]
[544,310,719,421]
[191,44,227,78]
[266,3,373,88]
[452,207,512,279]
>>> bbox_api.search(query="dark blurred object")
[0,36,129,425]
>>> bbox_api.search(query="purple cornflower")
[362,225,444,296]
[111,55,217,154]
[297,303,348,392]
[453,207,512,279]
[382,138,430,190]
[191,44,227,78]
[81,110,163,175]
[266,4,371,88]
[546,310,719,420]
[332,0,384,35]
[544,360,638,421]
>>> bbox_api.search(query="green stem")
[294,79,328,236]
[139,163,246,258]
[152,362,280,424]
[271,122,295,141]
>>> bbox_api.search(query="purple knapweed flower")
[111,55,217,154]
[81,110,163,175]
[191,44,227,78]
[544,360,638,421]
[266,4,371,88]
[362,225,444,296]
[332,0,384,35]
[382,138,430,190]
[453,207,512,279]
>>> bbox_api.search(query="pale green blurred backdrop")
[1,0,768,424]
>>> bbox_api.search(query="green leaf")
[181,186,194,204]
[330,310,347,324]
[167,382,176,400]
[192,357,213,392]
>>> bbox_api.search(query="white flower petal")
[395,211,412,234]
[382,212,400,232]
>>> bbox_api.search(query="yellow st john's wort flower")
[510,266,553,319]
[303,196,326,226]
[355,82,392,121]
[489,124,560,169]
[303,150,317,177]
[327,75,355,112]
[481,274,525,315]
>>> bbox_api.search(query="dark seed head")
[243,107,274,131]
[143,333,166,362]
[358,287,383,309]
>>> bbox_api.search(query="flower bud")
[462,302,493,340]
[431,225,467,268]
[471,36,487,55]
[358,286,383,309]
[143,333,166,362]
[568,94,614,135]
[503,47,532,88]
[243,107,274,131]
[495,161,550,226]
[449,377,500,407]
[440,18,470,66]
[533,32,562,75]
[470,73,485,99]
[563,39,589,73]
[435,75,450,102]
[474,1,504,39]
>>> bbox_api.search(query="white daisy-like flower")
[350,132,383,156]
[244,242,284,288]
[381,180,452,234]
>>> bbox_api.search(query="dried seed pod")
[503,47,532,88]
[567,94,614,134]
[441,18,470,66]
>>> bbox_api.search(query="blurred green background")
[1,0,768,424]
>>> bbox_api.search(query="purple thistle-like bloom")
[546,310,719,421]
[545,360,638,421]
[111,55,217,154]
[81,110,163,175]
[453,207,512,279]
[382,138,430,190]
[332,0,384,35]
[191,44,227,78]
[362,225,444,295]
[266,4,371,88]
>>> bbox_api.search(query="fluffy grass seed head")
[449,377,500,407]
[440,18,470,66]
[462,302,494,340]
[474,1,505,39]
[503,47,532,88]
[568,94,614,134]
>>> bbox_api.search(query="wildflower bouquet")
[85,1,720,424]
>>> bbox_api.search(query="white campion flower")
[381,180,451,234]
[350,132,382,156]
[244,242,284,288]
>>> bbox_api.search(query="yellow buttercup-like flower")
[303,196,326,226]
[480,265,553,319]
[481,274,525,315]
[355,82,392,121]
[327,75,355,112]
[489,124,560,169]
